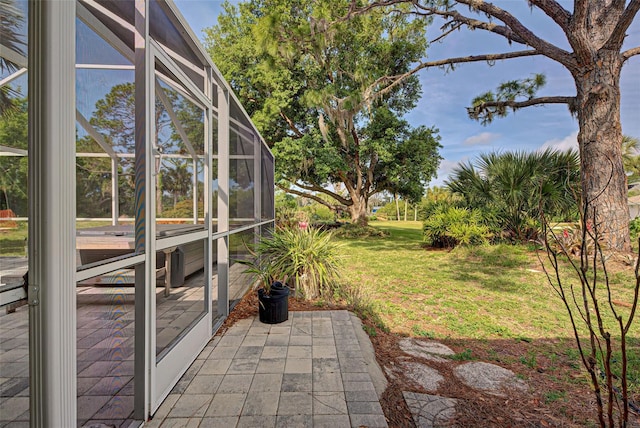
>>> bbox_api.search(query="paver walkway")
[146,310,388,428]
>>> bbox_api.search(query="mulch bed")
[218,290,639,427]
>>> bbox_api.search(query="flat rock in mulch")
[454,361,527,396]
[399,361,444,392]
[399,338,454,363]
[403,391,458,428]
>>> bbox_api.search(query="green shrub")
[423,207,491,248]
[333,223,390,238]
[630,217,640,242]
[239,226,342,299]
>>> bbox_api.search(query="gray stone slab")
[284,358,312,374]
[256,358,286,374]
[312,346,337,359]
[345,389,379,402]
[343,381,375,392]
[346,400,384,415]
[241,391,279,416]
[402,391,457,428]
[288,336,312,346]
[313,414,351,428]
[199,416,239,428]
[241,335,268,347]
[209,346,239,359]
[235,346,263,359]
[199,358,232,375]
[313,371,343,392]
[399,338,453,363]
[287,346,311,359]
[265,334,290,346]
[454,361,527,396]
[167,394,211,418]
[349,413,388,428]
[401,362,444,392]
[204,393,247,417]
[269,326,291,336]
[281,373,312,392]
[184,374,223,395]
[217,374,254,394]
[275,414,313,427]
[261,346,288,359]
[313,358,340,373]
[249,373,282,393]
[227,358,259,375]
[276,391,313,415]
[312,391,347,415]
[156,417,201,427]
[236,415,275,428]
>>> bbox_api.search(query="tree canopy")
[349,0,639,251]
[204,0,442,223]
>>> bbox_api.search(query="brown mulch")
[217,290,639,428]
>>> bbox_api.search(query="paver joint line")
[148,310,387,427]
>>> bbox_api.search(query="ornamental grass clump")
[245,226,342,299]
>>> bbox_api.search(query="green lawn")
[334,220,639,341]
[334,220,640,403]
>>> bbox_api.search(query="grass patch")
[335,220,640,396]
[448,349,474,361]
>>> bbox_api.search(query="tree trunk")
[575,51,630,252]
[394,194,400,221]
[348,197,368,225]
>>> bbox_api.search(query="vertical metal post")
[134,0,154,420]
[253,134,261,246]
[192,157,198,224]
[28,1,77,425]
[112,157,119,225]
[204,68,213,314]
[217,86,230,317]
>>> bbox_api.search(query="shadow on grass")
[446,245,535,292]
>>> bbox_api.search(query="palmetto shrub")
[446,149,580,242]
[423,207,491,248]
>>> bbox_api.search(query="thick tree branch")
[622,46,640,60]
[454,0,575,67]
[362,50,542,108]
[414,6,529,45]
[347,1,574,68]
[290,180,352,206]
[279,111,304,138]
[606,0,640,51]
[277,183,346,210]
[470,95,576,115]
[528,0,571,32]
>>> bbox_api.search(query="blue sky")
[174,0,640,186]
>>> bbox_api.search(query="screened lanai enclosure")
[0,1,275,426]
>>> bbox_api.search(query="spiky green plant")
[239,226,342,299]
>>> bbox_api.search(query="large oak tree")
[204,0,442,224]
[349,0,639,251]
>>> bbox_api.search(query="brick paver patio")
[146,311,388,428]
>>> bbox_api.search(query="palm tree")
[446,149,580,241]
[0,0,26,117]
[622,135,640,184]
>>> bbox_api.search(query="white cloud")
[539,131,578,152]
[463,132,501,145]
[432,158,469,186]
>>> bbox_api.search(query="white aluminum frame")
[4,0,277,425]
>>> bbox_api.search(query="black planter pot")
[258,282,289,324]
